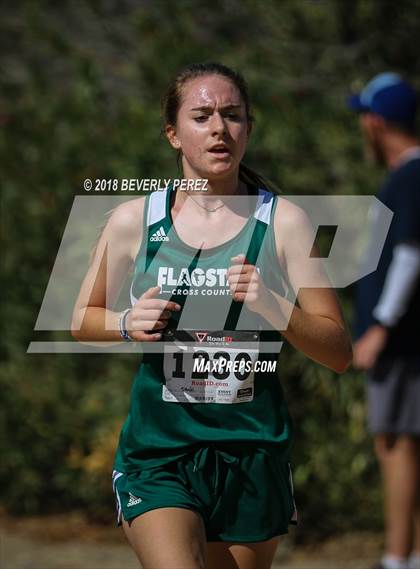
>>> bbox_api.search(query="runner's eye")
[194,115,209,122]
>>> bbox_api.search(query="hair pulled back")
[161,62,280,194]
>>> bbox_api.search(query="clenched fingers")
[130,330,163,342]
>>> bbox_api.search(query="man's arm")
[373,243,420,327]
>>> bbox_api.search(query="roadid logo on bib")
[194,331,233,344]
[162,329,260,404]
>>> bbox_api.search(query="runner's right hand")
[125,286,181,342]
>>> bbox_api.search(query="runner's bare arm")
[71,198,145,344]
[269,198,352,373]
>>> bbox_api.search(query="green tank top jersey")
[114,185,294,472]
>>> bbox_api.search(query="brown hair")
[89,64,280,267]
[161,62,281,194]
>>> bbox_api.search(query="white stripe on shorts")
[112,470,124,525]
[288,463,298,523]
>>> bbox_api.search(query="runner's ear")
[165,124,181,150]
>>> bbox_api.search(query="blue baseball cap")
[348,72,417,128]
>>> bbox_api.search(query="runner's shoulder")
[106,197,146,241]
[273,196,311,232]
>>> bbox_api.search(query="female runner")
[72,62,352,569]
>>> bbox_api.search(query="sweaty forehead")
[181,75,244,109]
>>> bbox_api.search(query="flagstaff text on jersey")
[157,266,261,288]
[157,267,229,287]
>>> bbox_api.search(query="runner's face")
[169,75,250,180]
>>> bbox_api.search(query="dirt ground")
[0,513,384,569]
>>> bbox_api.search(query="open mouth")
[208,146,230,158]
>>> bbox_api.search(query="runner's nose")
[210,112,227,137]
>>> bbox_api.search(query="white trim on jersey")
[254,189,274,225]
[148,186,273,226]
[147,190,167,226]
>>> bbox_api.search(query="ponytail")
[239,162,282,195]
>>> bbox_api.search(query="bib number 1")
[162,330,259,404]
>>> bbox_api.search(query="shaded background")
[1,0,419,546]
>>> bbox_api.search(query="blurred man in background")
[349,73,420,569]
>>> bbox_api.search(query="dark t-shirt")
[354,157,420,356]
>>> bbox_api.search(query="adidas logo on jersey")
[127,492,143,507]
[150,226,169,242]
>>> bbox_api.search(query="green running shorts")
[112,442,297,543]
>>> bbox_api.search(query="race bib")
[162,330,260,404]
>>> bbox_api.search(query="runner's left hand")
[227,254,271,313]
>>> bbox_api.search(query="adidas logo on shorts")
[127,492,143,507]
[150,226,169,242]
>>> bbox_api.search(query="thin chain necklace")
[188,194,226,213]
